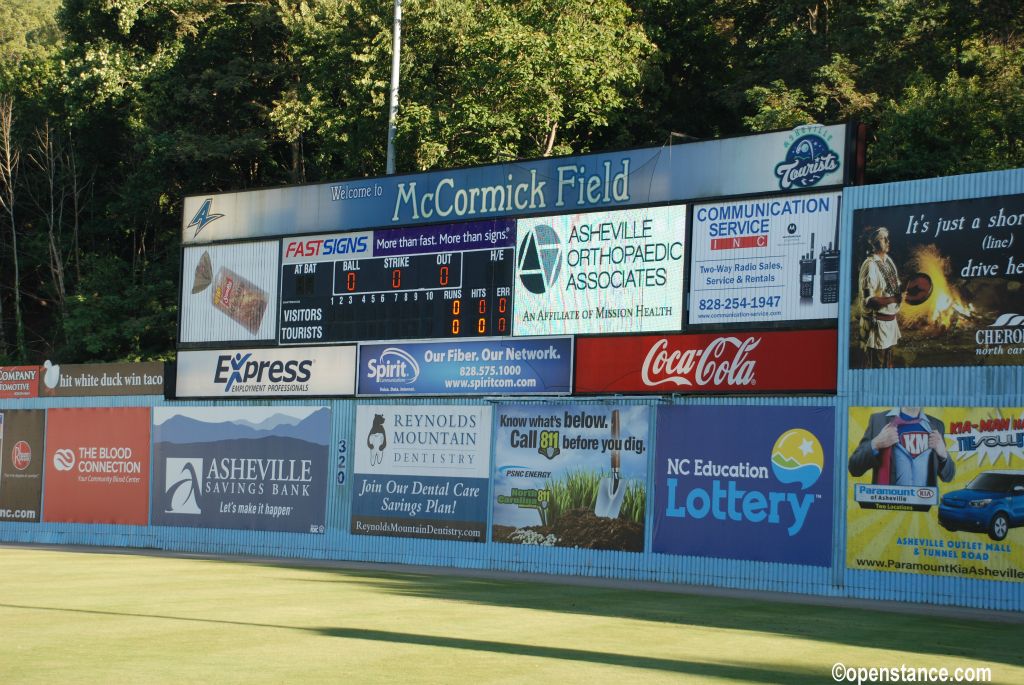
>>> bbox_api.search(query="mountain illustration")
[771,453,803,469]
[156,407,331,446]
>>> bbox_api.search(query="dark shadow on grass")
[273,568,1024,669]
[0,602,822,682]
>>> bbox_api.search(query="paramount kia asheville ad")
[688,192,841,326]
[492,404,649,551]
[0,410,46,523]
[653,406,834,566]
[850,193,1024,368]
[847,407,1024,582]
[357,337,572,396]
[43,408,151,525]
[351,405,491,542]
[513,206,686,336]
[151,406,330,534]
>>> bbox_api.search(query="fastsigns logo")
[364,347,419,385]
[165,458,203,515]
[53,448,76,472]
[774,128,840,190]
[517,225,562,294]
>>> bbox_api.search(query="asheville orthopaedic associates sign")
[351,405,492,542]
[151,406,330,534]
[653,405,834,566]
[181,124,849,243]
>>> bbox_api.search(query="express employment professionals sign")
[182,124,849,243]
[175,346,356,398]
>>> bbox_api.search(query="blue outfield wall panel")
[2,169,1023,612]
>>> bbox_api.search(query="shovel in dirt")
[594,409,625,519]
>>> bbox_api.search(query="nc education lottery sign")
[351,405,491,542]
[574,330,837,394]
[357,337,572,396]
[849,193,1024,368]
[150,407,330,534]
[847,407,1024,583]
[175,346,356,398]
[688,192,841,326]
[513,205,686,335]
[182,124,849,242]
[42,408,151,525]
[0,410,46,523]
[492,404,649,552]
[653,406,834,566]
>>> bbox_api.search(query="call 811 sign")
[279,220,516,344]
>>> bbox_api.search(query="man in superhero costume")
[849,407,955,487]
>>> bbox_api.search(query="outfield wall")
[1,167,1023,613]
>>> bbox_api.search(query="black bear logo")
[367,414,387,466]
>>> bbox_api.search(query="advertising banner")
[0,410,45,523]
[279,221,514,344]
[653,406,834,565]
[849,194,1024,368]
[688,192,841,326]
[151,407,329,533]
[357,337,572,396]
[513,205,686,336]
[38,361,164,397]
[0,366,39,399]
[575,329,837,394]
[351,405,492,542]
[847,406,1024,582]
[492,404,649,551]
[179,241,279,344]
[42,408,151,525]
[175,346,356,398]
[183,124,849,242]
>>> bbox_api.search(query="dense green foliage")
[0,0,1021,362]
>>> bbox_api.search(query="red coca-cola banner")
[575,329,837,394]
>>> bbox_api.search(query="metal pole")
[385,0,402,175]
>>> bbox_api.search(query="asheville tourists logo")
[770,428,824,490]
[186,198,224,239]
[164,458,203,515]
[364,347,420,385]
[774,127,840,190]
[11,440,32,471]
[517,225,562,294]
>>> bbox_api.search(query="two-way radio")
[818,214,841,304]
[799,234,816,299]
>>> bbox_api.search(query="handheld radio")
[818,219,840,304]
[799,234,816,299]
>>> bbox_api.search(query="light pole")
[385,0,402,175]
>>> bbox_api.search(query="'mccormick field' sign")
[183,124,850,243]
[351,405,491,542]
[357,337,572,396]
[654,405,834,565]
[574,329,837,393]
[151,406,330,534]
[513,205,686,335]
[689,192,841,326]
[175,346,357,398]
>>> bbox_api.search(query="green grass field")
[1,547,1022,684]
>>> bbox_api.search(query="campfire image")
[899,244,976,332]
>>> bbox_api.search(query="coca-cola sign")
[576,329,836,394]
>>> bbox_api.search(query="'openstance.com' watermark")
[833,663,992,684]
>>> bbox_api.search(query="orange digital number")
[477,318,486,334]
[439,266,449,286]
[346,272,356,292]
[391,269,401,289]
[452,299,461,316]
[452,319,461,335]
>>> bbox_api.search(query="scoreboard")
[279,221,516,344]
